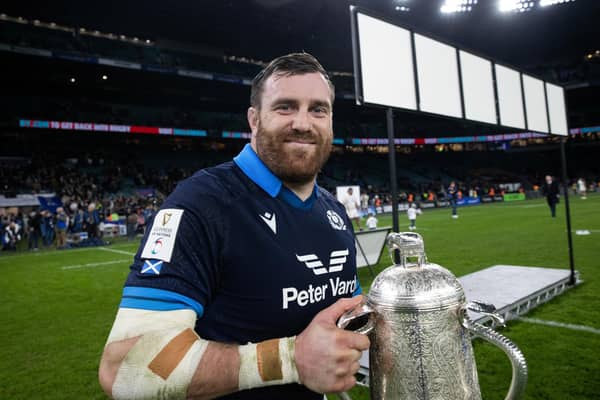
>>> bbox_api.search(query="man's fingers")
[296,296,369,394]
[352,348,364,363]
[334,330,370,351]
[341,374,357,392]
[333,347,361,364]
[316,296,364,323]
[345,331,370,351]
[351,361,361,375]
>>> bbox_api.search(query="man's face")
[248,72,333,185]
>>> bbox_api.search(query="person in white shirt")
[366,212,378,230]
[342,187,361,230]
[360,192,369,214]
[407,203,422,230]
[577,178,587,200]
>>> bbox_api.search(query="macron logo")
[296,249,349,276]
[260,212,277,234]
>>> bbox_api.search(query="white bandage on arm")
[238,336,300,390]
[105,308,208,400]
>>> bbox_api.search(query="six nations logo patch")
[326,210,346,231]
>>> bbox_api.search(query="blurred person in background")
[143,202,157,232]
[342,187,361,230]
[541,175,560,218]
[360,190,369,215]
[85,203,100,238]
[126,208,138,241]
[447,181,459,219]
[3,220,19,251]
[72,208,85,233]
[136,207,146,233]
[407,203,422,230]
[55,207,69,248]
[27,210,41,251]
[577,177,587,200]
[42,210,55,246]
[366,212,378,230]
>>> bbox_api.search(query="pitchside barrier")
[363,193,536,215]
[355,227,391,277]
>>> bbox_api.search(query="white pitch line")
[62,259,130,270]
[0,243,138,262]
[97,247,136,256]
[517,317,600,335]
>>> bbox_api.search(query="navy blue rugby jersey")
[121,143,361,400]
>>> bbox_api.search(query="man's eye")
[275,104,292,111]
[312,107,329,115]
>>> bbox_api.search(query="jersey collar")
[233,143,319,208]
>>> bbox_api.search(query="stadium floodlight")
[395,5,410,12]
[540,0,576,6]
[498,0,534,12]
[102,75,108,80]
[69,78,76,83]
[441,0,478,13]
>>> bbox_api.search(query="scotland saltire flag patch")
[141,259,163,275]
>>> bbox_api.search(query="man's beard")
[255,123,332,185]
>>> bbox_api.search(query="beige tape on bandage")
[238,337,299,390]
[148,328,199,380]
[107,308,208,400]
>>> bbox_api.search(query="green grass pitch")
[1,195,598,399]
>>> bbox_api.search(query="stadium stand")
[1,12,599,252]
[1,129,598,252]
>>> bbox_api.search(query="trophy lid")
[368,232,465,311]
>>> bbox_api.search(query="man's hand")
[294,296,370,394]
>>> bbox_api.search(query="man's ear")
[247,107,259,134]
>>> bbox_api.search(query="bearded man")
[99,53,368,400]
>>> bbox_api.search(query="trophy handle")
[337,300,375,335]
[463,302,528,400]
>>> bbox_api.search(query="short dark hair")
[250,52,335,108]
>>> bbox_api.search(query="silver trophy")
[339,232,527,400]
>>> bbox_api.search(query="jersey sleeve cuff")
[120,286,205,317]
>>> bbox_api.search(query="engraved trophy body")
[339,232,527,400]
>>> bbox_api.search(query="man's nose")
[291,110,311,132]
